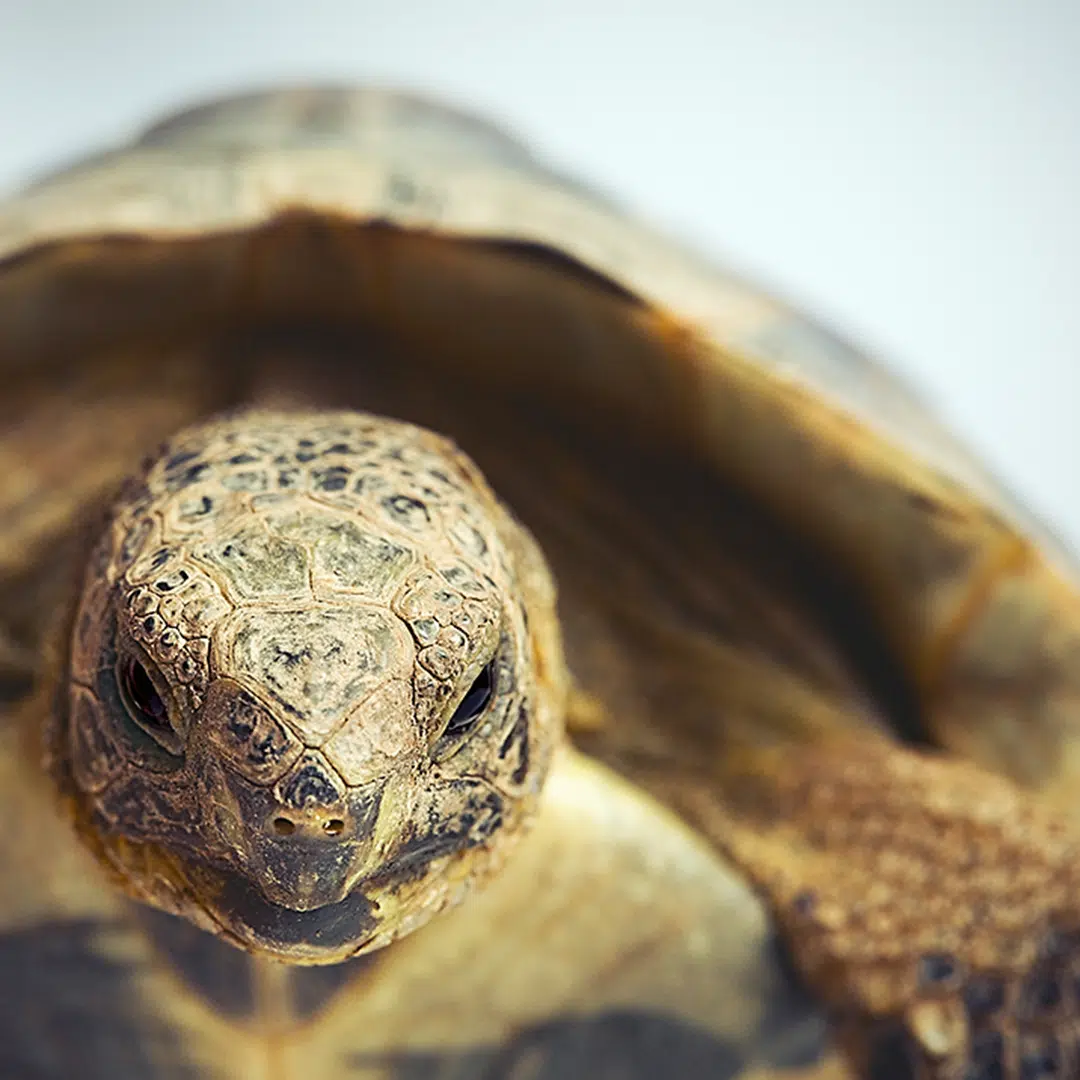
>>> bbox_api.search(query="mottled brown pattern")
[665,741,1080,1079]
[56,409,562,964]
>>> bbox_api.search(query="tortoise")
[0,85,1078,1080]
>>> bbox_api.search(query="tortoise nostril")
[270,813,347,838]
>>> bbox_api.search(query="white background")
[2,2,1078,544]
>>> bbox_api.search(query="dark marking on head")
[163,449,200,473]
[178,495,214,520]
[119,516,154,565]
[280,756,342,810]
[221,471,268,493]
[154,568,190,593]
[273,644,312,670]
[98,774,200,848]
[379,785,502,887]
[312,466,351,492]
[382,495,429,528]
[440,565,482,592]
[165,463,210,493]
[222,690,297,774]
[499,702,531,786]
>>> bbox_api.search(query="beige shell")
[1,86,1078,1080]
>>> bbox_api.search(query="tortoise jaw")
[198,863,382,964]
[77,815,383,964]
[70,790,481,964]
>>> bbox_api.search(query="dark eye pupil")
[446,663,494,736]
[120,657,168,729]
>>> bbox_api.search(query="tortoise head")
[56,409,564,964]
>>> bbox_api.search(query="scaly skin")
[652,737,1080,1080]
[48,408,566,965]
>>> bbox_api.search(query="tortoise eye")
[445,662,494,738]
[118,656,173,742]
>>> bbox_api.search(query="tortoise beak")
[212,761,388,912]
[247,826,370,911]
[208,863,380,961]
[178,857,381,963]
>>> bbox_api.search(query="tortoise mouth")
[192,861,382,963]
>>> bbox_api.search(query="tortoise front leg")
[668,737,1078,1080]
